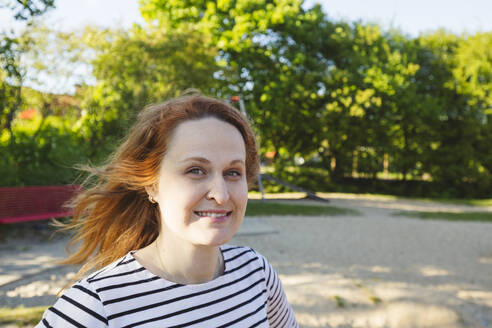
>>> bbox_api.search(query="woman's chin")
[193,228,239,247]
[191,219,242,246]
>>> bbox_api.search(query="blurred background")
[1,0,491,197]
[1,1,492,326]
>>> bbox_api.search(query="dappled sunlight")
[230,211,492,327]
[0,265,77,308]
[368,266,392,273]
[0,243,68,286]
[0,274,21,287]
[2,254,58,267]
[0,254,60,286]
[457,290,492,307]
[348,264,393,275]
[369,282,418,302]
[6,272,75,298]
[478,256,492,264]
[418,265,452,277]
[0,235,76,307]
[345,302,461,328]
[281,270,468,328]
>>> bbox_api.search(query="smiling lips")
[194,210,232,221]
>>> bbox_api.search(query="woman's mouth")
[194,210,232,222]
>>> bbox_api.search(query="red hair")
[59,94,259,291]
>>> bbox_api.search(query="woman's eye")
[188,168,205,175]
[226,170,241,177]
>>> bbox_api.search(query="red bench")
[0,185,80,224]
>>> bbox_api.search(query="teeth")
[196,211,229,217]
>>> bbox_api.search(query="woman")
[37,94,298,327]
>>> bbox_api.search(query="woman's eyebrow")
[229,159,245,166]
[179,157,245,165]
[179,157,210,164]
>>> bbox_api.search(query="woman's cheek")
[233,181,248,204]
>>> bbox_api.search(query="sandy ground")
[1,195,492,327]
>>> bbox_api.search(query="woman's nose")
[206,176,229,204]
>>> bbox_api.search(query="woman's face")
[151,117,249,247]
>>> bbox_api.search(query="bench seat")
[0,185,80,224]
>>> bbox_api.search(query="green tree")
[453,32,492,183]
[0,30,32,145]
[1,0,55,20]
[415,31,492,195]
[139,0,330,161]
[1,0,55,144]
[77,25,219,153]
[320,23,426,181]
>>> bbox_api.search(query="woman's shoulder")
[76,251,162,299]
[221,244,271,271]
[36,252,150,327]
[221,244,256,258]
[84,252,143,284]
[36,271,110,327]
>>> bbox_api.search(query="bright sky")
[314,0,492,36]
[1,0,491,36]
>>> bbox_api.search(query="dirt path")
[231,197,492,328]
[1,196,491,327]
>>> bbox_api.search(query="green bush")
[0,114,112,187]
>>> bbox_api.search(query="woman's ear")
[145,184,158,204]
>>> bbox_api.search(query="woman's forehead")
[164,117,246,162]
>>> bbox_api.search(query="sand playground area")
[1,194,491,327]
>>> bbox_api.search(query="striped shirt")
[36,245,298,327]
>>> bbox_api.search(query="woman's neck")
[135,236,224,285]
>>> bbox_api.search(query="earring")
[148,194,156,204]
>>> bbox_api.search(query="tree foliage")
[1,0,55,141]
[135,1,492,196]
[79,25,220,139]
[0,0,55,21]
[1,0,491,197]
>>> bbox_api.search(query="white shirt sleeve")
[35,279,108,328]
[256,252,299,328]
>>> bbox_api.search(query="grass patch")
[393,211,492,223]
[0,306,47,325]
[399,197,492,207]
[333,295,346,308]
[246,201,358,216]
[370,296,382,304]
[316,192,492,207]
[446,198,492,207]
[250,192,492,207]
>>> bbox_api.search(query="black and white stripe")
[36,245,298,328]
